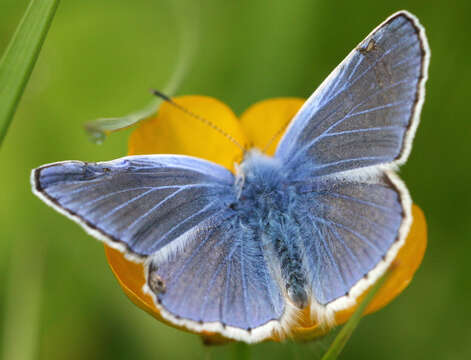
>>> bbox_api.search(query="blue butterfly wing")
[148,212,284,332]
[294,172,406,305]
[33,155,285,334]
[32,155,236,257]
[277,12,428,307]
[276,12,429,177]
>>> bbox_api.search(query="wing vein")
[324,191,396,213]
[75,186,153,207]
[126,183,225,232]
[221,259,232,324]
[102,188,158,220]
[151,201,220,249]
[313,156,391,171]
[240,240,250,328]
[288,78,412,164]
[309,213,382,255]
[199,235,238,320]
[309,216,349,290]
[324,125,404,138]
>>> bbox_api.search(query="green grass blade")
[320,267,392,360]
[0,0,61,147]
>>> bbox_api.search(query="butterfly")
[31,11,429,343]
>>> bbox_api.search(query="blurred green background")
[1,0,470,359]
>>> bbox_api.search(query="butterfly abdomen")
[236,150,309,309]
[272,231,308,309]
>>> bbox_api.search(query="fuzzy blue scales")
[234,151,309,309]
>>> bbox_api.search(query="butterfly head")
[235,149,284,194]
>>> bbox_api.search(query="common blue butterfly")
[31,11,429,343]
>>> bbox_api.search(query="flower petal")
[128,95,248,171]
[105,246,158,317]
[239,97,305,155]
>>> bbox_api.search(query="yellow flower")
[105,95,427,343]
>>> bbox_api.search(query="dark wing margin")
[31,155,236,261]
[275,11,430,176]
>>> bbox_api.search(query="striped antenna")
[152,90,246,153]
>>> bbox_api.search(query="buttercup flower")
[105,95,427,343]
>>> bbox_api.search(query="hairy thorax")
[232,150,309,309]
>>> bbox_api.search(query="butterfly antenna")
[261,118,291,153]
[152,90,246,152]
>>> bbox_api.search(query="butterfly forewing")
[33,155,236,257]
[276,12,428,176]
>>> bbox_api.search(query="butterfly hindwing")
[147,211,284,335]
[276,12,429,176]
[293,172,408,306]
